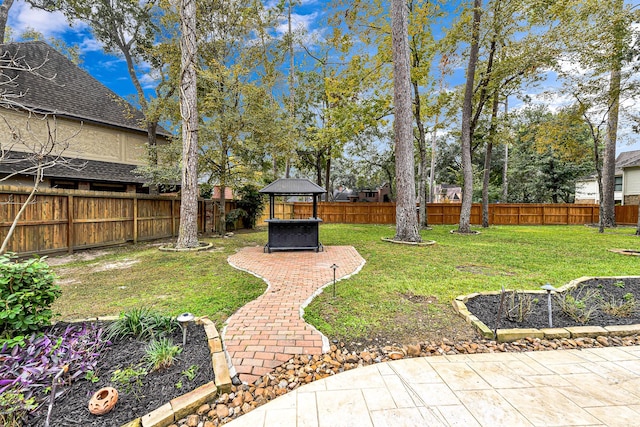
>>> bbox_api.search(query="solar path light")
[330,264,338,297]
[541,283,556,328]
[177,312,195,346]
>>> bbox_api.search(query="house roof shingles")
[0,41,169,137]
[0,151,147,184]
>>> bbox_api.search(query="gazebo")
[259,178,326,253]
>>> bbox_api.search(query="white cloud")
[139,71,159,90]
[275,12,319,36]
[8,0,84,38]
[79,38,104,53]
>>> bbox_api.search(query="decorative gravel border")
[453,276,640,343]
[380,237,436,246]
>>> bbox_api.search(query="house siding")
[624,167,640,196]
[0,109,148,166]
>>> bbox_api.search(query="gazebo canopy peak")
[259,178,326,195]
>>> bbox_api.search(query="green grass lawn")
[50,224,640,345]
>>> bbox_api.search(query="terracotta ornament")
[88,387,118,415]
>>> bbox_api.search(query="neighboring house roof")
[615,149,640,172]
[260,178,326,195]
[578,150,640,180]
[0,151,146,184]
[0,41,170,137]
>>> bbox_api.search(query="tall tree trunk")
[458,0,483,234]
[412,79,428,228]
[501,98,509,202]
[391,0,420,242]
[176,0,199,249]
[482,92,500,228]
[325,151,331,201]
[0,0,14,43]
[600,0,623,231]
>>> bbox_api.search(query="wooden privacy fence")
[0,186,235,256]
[287,202,639,226]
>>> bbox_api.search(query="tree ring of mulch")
[449,229,481,235]
[463,277,640,331]
[29,321,214,427]
[380,237,436,246]
[158,242,214,252]
[609,248,640,256]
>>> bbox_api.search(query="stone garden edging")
[453,276,640,343]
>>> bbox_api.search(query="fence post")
[133,196,138,244]
[67,195,74,254]
[171,199,176,237]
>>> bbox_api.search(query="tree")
[175,0,198,248]
[391,0,420,242]
[458,0,482,234]
[0,0,14,43]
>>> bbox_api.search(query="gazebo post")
[270,195,275,219]
[313,195,317,219]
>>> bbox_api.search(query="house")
[333,183,391,202]
[434,184,462,203]
[0,41,170,193]
[575,150,640,205]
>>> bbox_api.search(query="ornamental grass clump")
[0,254,61,348]
[144,337,182,371]
[554,286,602,324]
[106,307,178,341]
[0,324,108,425]
[602,293,636,317]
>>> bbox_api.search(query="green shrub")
[111,364,147,398]
[602,292,636,317]
[106,307,177,341]
[554,286,602,323]
[0,254,60,346]
[236,185,266,229]
[0,387,37,427]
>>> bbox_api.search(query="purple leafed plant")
[0,323,110,423]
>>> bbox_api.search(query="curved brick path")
[225,246,366,384]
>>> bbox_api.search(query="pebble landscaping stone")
[172,334,640,426]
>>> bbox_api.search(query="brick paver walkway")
[225,246,366,384]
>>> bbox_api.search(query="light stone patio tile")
[509,353,556,375]
[560,373,640,405]
[316,390,373,427]
[409,383,461,406]
[525,374,572,388]
[581,347,636,362]
[264,408,296,426]
[382,374,418,408]
[443,354,474,362]
[389,358,443,383]
[362,387,397,411]
[370,408,428,427]
[583,360,640,383]
[585,406,640,427]
[543,362,594,375]
[417,407,448,425]
[296,391,318,427]
[375,362,395,376]
[461,352,522,362]
[614,359,640,375]
[521,349,588,365]
[297,378,328,393]
[435,405,481,427]
[258,391,297,410]
[456,389,533,426]
[322,364,386,390]
[498,387,601,426]
[431,362,491,391]
[223,407,265,426]
[629,404,640,414]
[468,361,533,389]
[423,355,453,363]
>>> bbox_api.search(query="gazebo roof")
[260,178,326,195]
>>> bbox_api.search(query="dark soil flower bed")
[28,322,213,427]
[465,277,640,330]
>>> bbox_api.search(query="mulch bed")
[28,322,213,427]
[465,277,640,330]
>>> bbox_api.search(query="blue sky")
[7,0,640,153]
